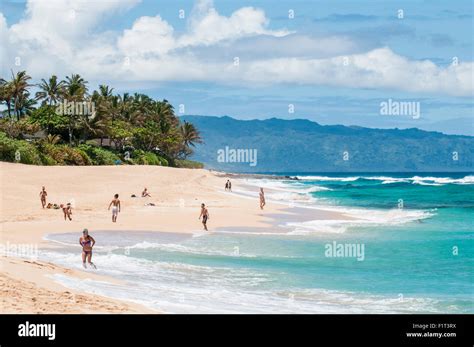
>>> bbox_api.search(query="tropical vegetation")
[0,71,203,168]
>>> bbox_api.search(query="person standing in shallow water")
[108,194,121,223]
[259,188,266,210]
[79,228,96,269]
[199,203,210,231]
[39,186,47,208]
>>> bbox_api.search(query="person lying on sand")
[61,203,72,221]
[259,188,266,210]
[39,186,47,209]
[108,194,121,223]
[199,203,210,231]
[79,228,96,269]
[142,188,151,197]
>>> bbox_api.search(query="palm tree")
[0,78,13,118]
[180,120,202,157]
[15,91,36,117]
[90,85,114,146]
[98,84,114,98]
[35,75,64,134]
[10,70,32,121]
[62,74,88,144]
[36,75,64,106]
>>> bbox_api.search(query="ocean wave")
[243,179,331,192]
[410,175,474,185]
[40,243,467,314]
[296,175,360,182]
[128,241,258,258]
[296,174,474,185]
[285,208,434,235]
[48,271,450,314]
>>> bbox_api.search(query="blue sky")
[1,0,473,134]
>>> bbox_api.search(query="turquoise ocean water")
[43,173,473,313]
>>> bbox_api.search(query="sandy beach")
[1,162,296,313]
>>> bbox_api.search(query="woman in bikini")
[62,203,72,221]
[79,228,96,269]
[39,186,47,208]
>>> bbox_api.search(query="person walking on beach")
[225,181,229,191]
[199,203,210,231]
[108,194,121,223]
[259,188,266,210]
[79,228,96,269]
[39,186,47,209]
[142,188,151,197]
[62,203,72,221]
[227,180,232,192]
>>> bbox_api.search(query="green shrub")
[174,159,204,169]
[131,150,168,165]
[78,144,121,165]
[41,144,92,165]
[157,156,168,166]
[39,152,58,165]
[0,132,43,164]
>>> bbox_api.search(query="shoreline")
[1,162,352,313]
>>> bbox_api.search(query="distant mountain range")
[182,115,473,173]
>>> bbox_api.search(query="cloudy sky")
[1,0,473,135]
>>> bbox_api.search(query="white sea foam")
[128,241,258,258]
[285,208,433,235]
[295,174,474,185]
[46,269,442,314]
[295,175,360,181]
[409,175,474,185]
[241,177,436,234]
[44,252,446,314]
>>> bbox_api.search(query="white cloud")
[118,15,175,56]
[1,0,472,97]
[239,48,473,96]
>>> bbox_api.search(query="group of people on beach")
[223,179,265,209]
[40,180,266,269]
[40,186,121,223]
[40,186,73,221]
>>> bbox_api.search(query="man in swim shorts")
[108,194,121,222]
[259,188,266,210]
[199,203,210,231]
